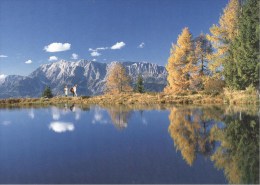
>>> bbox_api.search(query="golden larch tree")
[206,0,240,77]
[105,63,132,94]
[165,27,196,94]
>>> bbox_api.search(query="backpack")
[70,87,74,93]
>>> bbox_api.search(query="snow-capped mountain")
[0,60,167,98]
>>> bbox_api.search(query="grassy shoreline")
[0,91,258,107]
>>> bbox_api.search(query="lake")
[0,104,259,184]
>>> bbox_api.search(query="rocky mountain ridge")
[0,60,167,98]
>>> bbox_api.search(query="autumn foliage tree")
[105,63,133,94]
[165,27,196,94]
[206,0,240,78]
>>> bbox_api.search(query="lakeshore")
[0,90,258,107]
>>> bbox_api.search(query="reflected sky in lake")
[0,104,258,184]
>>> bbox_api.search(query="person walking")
[73,84,78,97]
[64,85,68,97]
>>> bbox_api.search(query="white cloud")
[49,121,74,133]
[96,47,109,50]
[92,59,97,62]
[111,42,126,50]
[89,47,109,52]
[0,55,8,58]
[44,42,71,52]
[49,56,58,61]
[91,51,101,57]
[25,59,32,64]
[138,42,145,48]
[89,42,125,57]
[71,53,78,60]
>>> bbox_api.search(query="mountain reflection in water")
[0,104,258,184]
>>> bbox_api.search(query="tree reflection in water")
[107,106,132,130]
[211,112,259,184]
[168,106,259,184]
[168,106,221,165]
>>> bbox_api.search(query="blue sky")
[0,0,227,76]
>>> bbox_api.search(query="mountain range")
[0,60,167,98]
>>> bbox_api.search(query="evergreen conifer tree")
[42,86,53,98]
[225,0,259,89]
[135,75,145,93]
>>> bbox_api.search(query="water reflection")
[48,104,83,133]
[1,120,11,126]
[69,104,81,120]
[49,121,75,133]
[168,106,220,165]
[0,104,259,183]
[210,112,259,184]
[139,110,148,125]
[92,107,108,124]
[51,107,60,120]
[107,106,132,129]
[168,106,259,184]
[28,108,34,119]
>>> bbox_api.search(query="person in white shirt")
[64,85,68,97]
[73,84,77,97]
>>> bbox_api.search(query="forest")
[106,0,259,96]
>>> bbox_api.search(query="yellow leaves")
[106,63,133,94]
[207,0,240,75]
[219,0,240,40]
[165,27,195,94]
[177,27,193,50]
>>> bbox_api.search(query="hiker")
[73,84,78,97]
[70,86,75,97]
[64,85,68,97]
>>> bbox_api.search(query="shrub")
[204,77,225,95]
[245,84,257,95]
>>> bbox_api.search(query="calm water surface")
[0,104,259,184]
